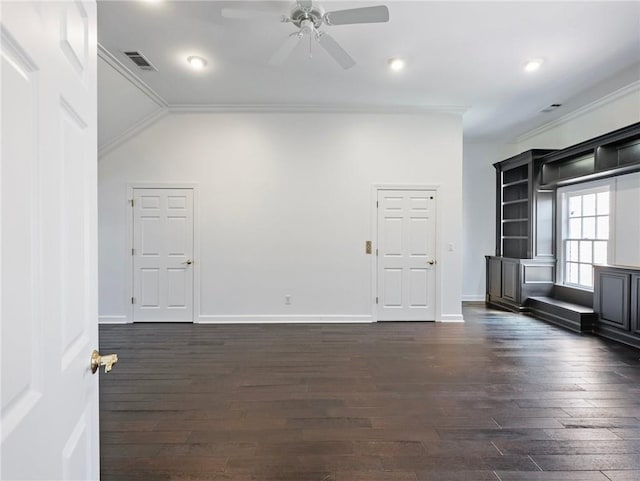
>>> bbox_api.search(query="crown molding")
[97,43,168,108]
[168,103,469,115]
[98,108,168,159]
[516,80,640,144]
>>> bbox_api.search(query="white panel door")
[377,190,436,321]
[1,1,100,480]
[133,188,194,322]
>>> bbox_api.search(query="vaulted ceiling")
[97,1,640,150]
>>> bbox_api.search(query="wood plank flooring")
[99,305,640,481]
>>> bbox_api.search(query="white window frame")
[556,178,615,291]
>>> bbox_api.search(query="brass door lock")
[91,350,118,374]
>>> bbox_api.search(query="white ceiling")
[97,0,640,141]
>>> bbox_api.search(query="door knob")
[428,260,436,265]
[183,259,193,265]
[91,350,118,374]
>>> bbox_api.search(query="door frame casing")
[371,184,441,322]
[126,183,200,323]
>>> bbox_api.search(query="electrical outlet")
[285,295,291,305]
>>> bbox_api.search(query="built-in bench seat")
[525,296,597,333]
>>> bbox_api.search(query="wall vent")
[540,103,562,113]
[123,51,157,71]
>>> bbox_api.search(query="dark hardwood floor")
[99,305,640,481]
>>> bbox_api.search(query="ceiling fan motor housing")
[290,5,325,28]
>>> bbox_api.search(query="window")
[558,183,610,290]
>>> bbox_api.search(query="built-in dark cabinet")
[486,123,640,350]
[485,256,555,311]
[540,123,640,188]
[486,150,555,311]
[593,266,640,349]
[494,150,555,259]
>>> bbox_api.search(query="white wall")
[462,142,517,301]
[613,172,640,268]
[99,112,464,323]
[516,86,640,151]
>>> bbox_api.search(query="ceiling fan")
[221,1,390,69]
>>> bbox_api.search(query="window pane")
[583,217,595,238]
[569,218,581,238]
[579,240,592,263]
[583,193,596,216]
[594,241,607,264]
[567,262,579,284]
[567,240,579,262]
[569,195,581,217]
[580,263,593,288]
[597,191,609,215]
[596,216,609,240]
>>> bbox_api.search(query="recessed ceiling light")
[388,58,405,72]
[524,58,544,73]
[187,56,207,70]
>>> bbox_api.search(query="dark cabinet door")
[488,257,502,298]
[595,270,630,330]
[632,274,640,335]
[502,260,519,302]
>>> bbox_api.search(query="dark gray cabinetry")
[486,149,555,311]
[632,274,640,336]
[594,266,640,349]
[541,124,640,188]
[486,256,555,311]
[494,150,555,259]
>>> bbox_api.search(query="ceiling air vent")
[123,51,157,71]
[540,103,562,113]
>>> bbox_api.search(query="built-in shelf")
[502,179,529,188]
[502,199,528,206]
[494,149,556,267]
[540,123,640,188]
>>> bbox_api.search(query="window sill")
[555,283,594,293]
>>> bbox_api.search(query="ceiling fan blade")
[221,7,280,21]
[317,33,356,69]
[269,33,302,66]
[324,5,389,25]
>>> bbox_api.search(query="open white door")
[1,1,101,480]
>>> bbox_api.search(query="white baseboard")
[438,314,465,322]
[462,295,485,302]
[99,315,129,324]
[197,314,374,324]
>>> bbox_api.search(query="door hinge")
[130,199,134,207]
[131,248,135,256]
[376,297,378,304]
[376,201,379,208]
[131,297,135,304]
[376,248,378,256]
